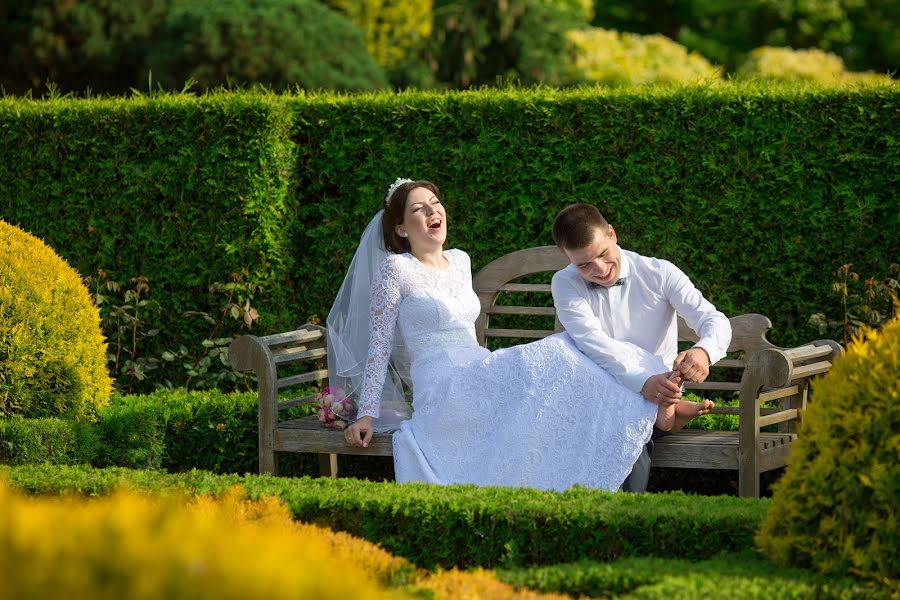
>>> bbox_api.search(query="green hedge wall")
[2,85,898,389]
[0,416,100,465]
[0,93,297,376]
[289,84,900,347]
[0,391,394,479]
[3,463,768,569]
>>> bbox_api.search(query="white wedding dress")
[357,249,657,492]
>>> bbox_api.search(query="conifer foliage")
[757,308,900,589]
[0,220,112,421]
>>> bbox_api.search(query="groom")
[550,203,732,492]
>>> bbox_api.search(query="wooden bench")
[229,246,842,497]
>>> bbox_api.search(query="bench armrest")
[739,339,843,429]
[228,323,328,420]
[753,339,843,388]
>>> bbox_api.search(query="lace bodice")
[358,249,482,418]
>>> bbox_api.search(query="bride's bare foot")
[670,399,715,433]
[655,402,676,431]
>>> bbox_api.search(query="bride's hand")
[345,416,374,448]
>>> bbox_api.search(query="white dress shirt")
[551,247,732,393]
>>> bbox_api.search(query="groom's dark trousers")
[620,428,667,492]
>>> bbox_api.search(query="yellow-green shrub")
[0,479,585,599]
[756,308,900,589]
[737,46,894,85]
[565,27,721,86]
[416,567,569,599]
[0,220,111,421]
[326,0,433,70]
[0,482,409,599]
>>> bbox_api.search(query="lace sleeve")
[357,256,403,419]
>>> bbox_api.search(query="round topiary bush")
[736,46,894,85]
[756,308,900,588]
[565,27,721,86]
[143,0,388,92]
[0,220,112,421]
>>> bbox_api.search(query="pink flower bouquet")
[314,387,354,429]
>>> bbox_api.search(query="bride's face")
[397,186,446,250]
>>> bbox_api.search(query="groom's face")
[563,225,621,287]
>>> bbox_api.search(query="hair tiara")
[385,177,414,207]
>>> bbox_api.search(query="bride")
[328,178,710,491]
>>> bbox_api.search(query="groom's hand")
[673,347,711,383]
[641,372,683,406]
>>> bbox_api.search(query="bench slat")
[757,385,799,403]
[261,328,325,348]
[760,434,795,450]
[277,369,329,388]
[658,430,738,443]
[684,381,742,391]
[272,347,327,365]
[275,419,393,456]
[783,344,834,361]
[702,406,788,416]
[486,305,557,316]
[653,440,738,468]
[653,431,794,469]
[711,359,745,368]
[484,328,555,339]
[498,283,552,293]
[276,393,319,410]
[790,360,832,380]
[758,409,799,427]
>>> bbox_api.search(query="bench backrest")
[472,245,779,399]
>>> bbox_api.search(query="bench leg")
[318,453,338,479]
[260,446,277,475]
[738,461,760,497]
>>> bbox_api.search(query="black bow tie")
[589,279,624,289]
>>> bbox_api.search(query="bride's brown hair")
[381,180,442,254]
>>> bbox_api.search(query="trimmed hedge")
[497,551,887,598]
[96,389,266,472]
[0,416,100,465]
[0,390,314,474]
[287,84,900,350]
[2,86,898,392]
[0,390,401,481]
[2,463,769,569]
[0,92,296,391]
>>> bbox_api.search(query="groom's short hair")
[552,204,609,250]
